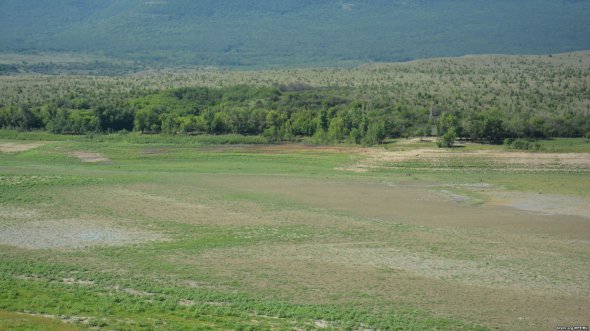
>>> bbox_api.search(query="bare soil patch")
[0,206,39,221]
[487,192,590,218]
[207,175,590,238]
[196,243,589,331]
[140,147,173,156]
[62,278,95,286]
[339,148,590,172]
[90,186,277,226]
[227,243,588,295]
[207,144,366,154]
[0,142,44,153]
[0,219,163,249]
[68,151,110,163]
[177,174,590,330]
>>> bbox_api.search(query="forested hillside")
[1,0,590,67]
[1,53,589,144]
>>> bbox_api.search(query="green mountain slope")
[1,0,590,67]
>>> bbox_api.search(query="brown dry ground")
[194,176,589,330]
[38,172,587,330]
[340,148,590,172]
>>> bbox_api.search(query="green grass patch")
[0,278,489,331]
[534,138,590,153]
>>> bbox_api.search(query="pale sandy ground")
[68,151,110,163]
[0,218,163,249]
[0,142,44,153]
[339,148,590,172]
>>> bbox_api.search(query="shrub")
[437,128,456,148]
[506,138,543,151]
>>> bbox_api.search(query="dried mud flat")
[339,148,590,172]
[487,191,590,218]
[68,151,110,163]
[206,174,590,236]
[0,142,44,153]
[187,175,590,330]
[0,219,163,249]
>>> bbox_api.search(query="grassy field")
[1,132,589,330]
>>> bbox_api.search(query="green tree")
[264,110,287,143]
[362,122,386,146]
[134,106,164,133]
[327,116,346,142]
[317,108,329,132]
[437,113,458,137]
[348,127,361,144]
[94,105,134,132]
[211,112,229,134]
[482,112,506,144]
[160,113,179,135]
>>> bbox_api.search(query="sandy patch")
[178,299,196,307]
[0,206,39,220]
[395,137,438,145]
[0,142,44,153]
[68,151,110,163]
[339,148,590,172]
[314,320,330,329]
[141,147,173,156]
[0,219,163,249]
[62,278,95,286]
[436,189,473,203]
[487,192,590,218]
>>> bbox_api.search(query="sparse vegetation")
[0,134,589,330]
[2,1,588,329]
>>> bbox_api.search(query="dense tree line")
[1,85,589,145]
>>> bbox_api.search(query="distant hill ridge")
[1,0,590,68]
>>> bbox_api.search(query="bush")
[437,128,456,148]
[506,138,543,151]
